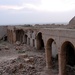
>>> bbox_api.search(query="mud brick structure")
[6,17,75,75]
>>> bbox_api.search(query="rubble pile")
[0,54,46,75]
[66,65,75,75]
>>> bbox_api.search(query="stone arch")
[36,32,44,50]
[46,38,58,71]
[60,41,75,75]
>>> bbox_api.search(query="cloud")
[0,0,75,12]
[37,0,75,12]
[0,5,23,10]
[0,4,38,11]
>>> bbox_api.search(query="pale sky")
[0,0,75,25]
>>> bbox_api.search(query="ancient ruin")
[0,17,75,75]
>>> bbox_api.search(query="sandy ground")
[0,41,58,75]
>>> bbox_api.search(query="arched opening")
[46,38,58,73]
[61,41,75,75]
[36,32,44,50]
[16,29,24,43]
[24,35,27,44]
[3,35,7,41]
[52,41,58,58]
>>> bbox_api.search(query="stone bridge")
[7,25,75,75]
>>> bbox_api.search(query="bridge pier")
[45,46,52,69]
[58,51,66,75]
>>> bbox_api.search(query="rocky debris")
[18,54,28,59]
[18,54,34,64]
[18,50,26,53]
[5,46,9,50]
[15,46,22,50]
[0,44,7,50]
[10,59,16,64]
[0,54,46,75]
[29,65,35,69]
[18,63,24,69]
[29,57,34,62]
[5,64,17,74]
[15,41,21,46]
[0,41,46,75]
[66,65,75,75]
[24,58,30,63]
[18,54,35,64]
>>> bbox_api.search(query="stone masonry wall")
[0,26,7,40]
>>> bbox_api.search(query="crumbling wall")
[69,16,75,25]
[7,26,16,43]
[0,26,7,40]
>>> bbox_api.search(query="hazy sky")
[0,0,75,25]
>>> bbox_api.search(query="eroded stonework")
[4,17,75,75]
